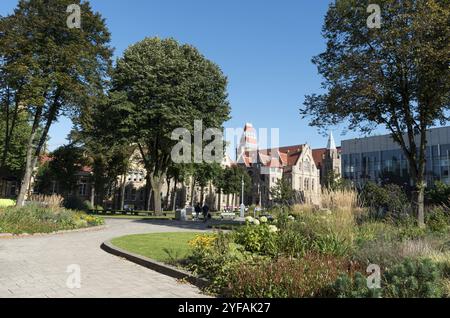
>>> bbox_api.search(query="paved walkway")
[0,219,209,298]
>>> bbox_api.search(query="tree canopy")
[0,0,113,205]
[300,0,449,226]
[107,37,231,213]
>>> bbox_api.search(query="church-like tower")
[323,131,341,184]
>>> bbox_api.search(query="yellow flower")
[188,234,217,249]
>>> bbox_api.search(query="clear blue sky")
[1,0,388,154]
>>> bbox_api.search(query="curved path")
[0,219,209,298]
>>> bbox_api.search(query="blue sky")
[1,0,389,154]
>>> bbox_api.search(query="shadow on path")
[130,219,237,231]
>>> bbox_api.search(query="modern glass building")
[341,126,450,187]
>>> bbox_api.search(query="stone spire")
[327,131,337,150]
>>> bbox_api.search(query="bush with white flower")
[268,225,279,233]
[234,216,279,256]
[245,216,254,223]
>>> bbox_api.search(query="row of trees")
[35,142,251,212]
[0,0,234,214]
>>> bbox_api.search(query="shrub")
[187,232,264,294]
[275,221,309,258]
[426,181,450,206]
[355,221,398,245]
[383,258,443,298]
[328,258,443,298]
[233,222,278,256]
[0,204,104,234]
[426,205,450,234]
[353,239,403,268]
[360,182,410,221]
[227,254,349,298]
[63,196,90,211]
[287,207,355,256]
[328,272,381,298]
[28,194,63,210]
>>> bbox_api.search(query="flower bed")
[0,204,104,235]
[184,190,450,298]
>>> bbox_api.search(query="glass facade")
[342,128,450,186]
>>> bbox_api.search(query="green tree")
[300,0,449,227]
[109,38,230,214]
[222,166,251,206]
[270,178,295,207]
[37,145,87,196]
[0,0,112,206]
[193,162,223,206]
[74,92,137,210]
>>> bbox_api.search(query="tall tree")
[37,145,87,196]
[300,0,449,227]
[270,178,295,207]
[110,38,230,214]
[166,163,190,211]
[70,95,136,209]
[221,166,251,206]
[193,162,222,205]
[0,0,112,206]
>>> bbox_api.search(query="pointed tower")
[323,131,341,185]
[237,123,258,161]
[327,131,337,150]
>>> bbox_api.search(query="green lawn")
[0,199,15,209]
[111,232,203,264]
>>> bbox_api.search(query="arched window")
[304,178,309,191]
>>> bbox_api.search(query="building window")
[10,182,17,196]
[312,179,315,191]
[79,182,87,196]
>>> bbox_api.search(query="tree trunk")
[90,184,95,209]
[17,96,59,207]
[412,184,425,227]
[16,128,38,206]
[190,178,196,206]
[171,179,178,211]
[144,173,151,211]
[165,178,171,210]
[408,154,426,228]
[120,174,126,211]
[217,189,222,211]
[200,186,205,205]
[172,179,178,211]
[150,172,165,215]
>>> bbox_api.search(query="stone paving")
[0,219,209,298]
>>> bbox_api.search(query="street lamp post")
[240,176,245,218]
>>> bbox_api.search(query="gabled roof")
[312,147,342,168]
[287,151,302,166]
